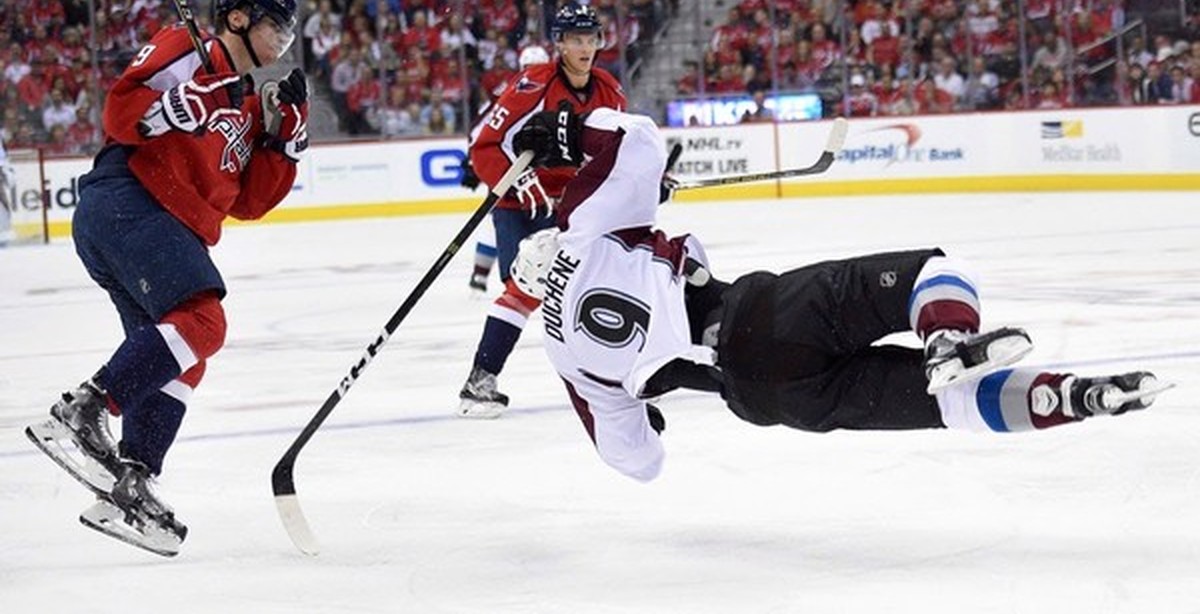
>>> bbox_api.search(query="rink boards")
[14,104,1200,239]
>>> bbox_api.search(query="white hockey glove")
[514,168,558,218]
[141,72,245,136]
[260,68,309,163]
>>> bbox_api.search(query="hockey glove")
[514,168,557,218]
[158,72,245,135]
[460,158,481,190]
[260,68,309,163]
[513,101,582,168]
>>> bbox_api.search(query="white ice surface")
[1,192,1198,613]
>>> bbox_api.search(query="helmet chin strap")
[231,22,264,68]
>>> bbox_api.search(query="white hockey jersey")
[542,109,715,482]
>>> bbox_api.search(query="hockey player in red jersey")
[508,106,1170,482]
[457,2,626,418]
[464,45,552,294]
[25,0,305,556]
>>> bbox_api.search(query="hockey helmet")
[214,0,297,30]
[213,0,297,66]
[511,228,562,301]
[551,2,602,42]
[518,45,551,69]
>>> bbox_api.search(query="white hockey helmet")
[511,228,561,300]
[518,45,550,69]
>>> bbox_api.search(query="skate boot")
[925,327,1033,393]
[469,269,488,294]
[457,366,509,419]
[25,379,121,495]
[1031,371,1174,419]
[79,458,188,557]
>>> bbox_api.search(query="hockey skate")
[925,327,1033,393]
[79,459,187,558]
[25,380,121,495]
[469,270,488,294]
[1031,371,1174,419]
[457,366,509,419]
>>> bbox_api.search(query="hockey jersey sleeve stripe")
[143,48,207,93]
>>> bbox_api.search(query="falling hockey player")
[505,105,1173,482]
[25,0,304,556]
[456,2,626,419]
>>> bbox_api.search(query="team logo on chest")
[210,114,253,173]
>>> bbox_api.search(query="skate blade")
[926,336,1034,393]
[79,500,182,558]
[25,421,116,495]
[456,399,505,419]
[1105,380,1177,409]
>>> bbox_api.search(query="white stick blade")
[275,494,321,556]
[825,117,849,154]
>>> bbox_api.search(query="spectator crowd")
[679,0,1199,121]
[0,0,1195,155]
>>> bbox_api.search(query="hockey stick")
[272,150,536,555]
[170,0,215,73]
[673,117,848,191]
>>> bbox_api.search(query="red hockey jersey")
[102,25,297,246]
[469,61,625,211]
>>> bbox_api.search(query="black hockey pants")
[714,248,946,432]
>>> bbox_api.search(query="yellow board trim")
[28,173,1200,239]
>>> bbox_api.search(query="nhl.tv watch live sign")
[421,149,468,186]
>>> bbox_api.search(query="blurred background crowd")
[0,0,1196,157]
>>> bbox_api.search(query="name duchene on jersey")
[543,250,581,343]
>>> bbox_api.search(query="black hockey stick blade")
[272,151,536,556]
[675,117,848,190]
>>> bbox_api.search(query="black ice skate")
[925,327,1034,393]
[457,366,509,419]
[1031,371,1174,419]
[469,270,488,293]
[79,459,187,558]
[25,379,121,495]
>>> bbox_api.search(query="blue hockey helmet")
[551,2,602,41]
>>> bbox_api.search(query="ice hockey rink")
[1,191,1197,613]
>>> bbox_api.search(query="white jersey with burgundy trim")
[542,109,714,482]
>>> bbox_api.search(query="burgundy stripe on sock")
[1029,372,1077,430]
[916,300,980,338]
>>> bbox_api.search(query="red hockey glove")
[159,72,245,134]
[261,68,309,162]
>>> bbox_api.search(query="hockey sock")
[934,368,1077,432]
[96,324,194,410]
[121,361,205,475]
[908,255,981,339]
[120,390,187,475]
[473,279,541,374]
[473,316,523,375]
[474,241,498,277]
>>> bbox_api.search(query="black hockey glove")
[513,101,582,168]
[646,403,666,435]
[460,158,481,190]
